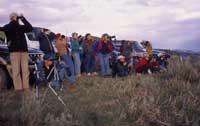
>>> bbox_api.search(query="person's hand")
[17,14,25,21]
[19,13,24,17]
[18,13,24,19]
[128,63,132,68]
[45,31,51,35]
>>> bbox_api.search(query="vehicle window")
[26,32,37,41]
[0,31,6,44]
[132,41,145,52]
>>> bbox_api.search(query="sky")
[0,0,200,51]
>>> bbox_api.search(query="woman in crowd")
[94,33,113,76]
[71,32,82,77]
[82,33,96,76]
[55,33,76,88]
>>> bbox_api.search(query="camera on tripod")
[33,53,72,106]
[34,53,71,86]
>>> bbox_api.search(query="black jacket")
[116,61,129,77]
[37,32,55,54]
[0,17,33,52]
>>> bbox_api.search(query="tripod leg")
[48,83,66,106]
[36,85,39,98]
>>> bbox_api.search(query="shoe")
[148,69,152,74]
[92,72,98,76]
[87,73,91,76]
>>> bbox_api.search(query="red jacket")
[98,40,112,52]
[135,58,148,69]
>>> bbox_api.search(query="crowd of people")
[0,13,169,91]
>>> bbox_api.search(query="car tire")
[0,67,8,89]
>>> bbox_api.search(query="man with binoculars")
[0,12,33,91]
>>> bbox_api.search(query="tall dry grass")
[0,56,200,126]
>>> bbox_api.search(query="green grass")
[0,56,200,126]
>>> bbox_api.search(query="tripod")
[34,61,66,106]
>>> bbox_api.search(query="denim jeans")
[98,53,110,75]
[80,54,86,73]
[60,55,75,83]
[85,54,95,73]
[72,53,81,75]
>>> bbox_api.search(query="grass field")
[0,56,200,126]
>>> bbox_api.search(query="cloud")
[0,0,199,51]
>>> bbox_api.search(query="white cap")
[117,55,125,60]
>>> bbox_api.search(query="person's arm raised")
[19,15,33,33]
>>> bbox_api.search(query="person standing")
[120,40,132,58]
[71,32,82,77]
[141,40,153,56]
[37,28,55,55]
[0,12,33,91]
[94,33,113,76]
[55,33,76,86]
[82,33,96,76]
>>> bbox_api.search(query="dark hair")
[102,33,109,38]
[72,32,78,37]
[121,40,126,43]
[61,35,65,39]
[78,35,82,38]
[85,33,91,40]
[101,33,110,41]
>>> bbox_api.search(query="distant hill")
[156,48,200,58]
